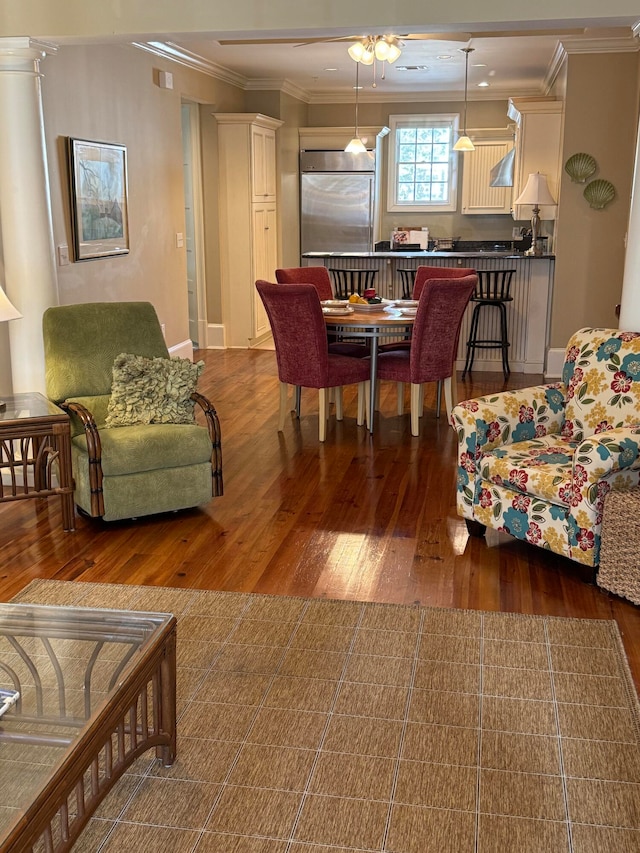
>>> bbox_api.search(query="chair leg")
[335,386,344,421]
[278,382,289,432]
[443,376,455,423]
[410,383,422,436]
[499,302,510,378]
[396,382,404,415]
[419,384,424,417]
[295,385,302,418]
[357,381,371,428]
[318,388,329,441]
[436,380,442,418]
[462,304,481,378]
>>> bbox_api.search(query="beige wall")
[551,50,640,347]
[41,43,242,345]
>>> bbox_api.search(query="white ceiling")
[156,20,640,103]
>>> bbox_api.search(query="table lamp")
[0,285,22,411]
[513,172,557,256]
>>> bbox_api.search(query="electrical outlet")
[57,245,70,266]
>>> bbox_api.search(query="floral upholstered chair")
[451,327,640,568]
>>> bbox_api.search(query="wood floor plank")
[1,347,640,690]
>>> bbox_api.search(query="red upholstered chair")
[376,275,477,435]
[412,265,477,299]
[275,266,367,359]
[255,281,371,441]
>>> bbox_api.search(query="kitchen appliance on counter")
[300,150,376,254]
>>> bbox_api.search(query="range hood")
[489,147,515,187]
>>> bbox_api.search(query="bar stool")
[329,268,377,298]
[462,269,515,379]
[397,268,416,300]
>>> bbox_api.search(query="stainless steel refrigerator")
[300,150,376,254]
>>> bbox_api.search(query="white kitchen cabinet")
[251,124,277,201]
[215,113,283,347]
[508,97,564,221]
[460,140,515,215]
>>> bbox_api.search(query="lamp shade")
[0,287,21,322]
[514,172,557,206]
[345,136,367,154]
[453,135,475,152]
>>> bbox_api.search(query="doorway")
[181,101,207,348]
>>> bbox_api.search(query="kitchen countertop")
[303,251,555,259]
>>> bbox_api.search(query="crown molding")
[560,35,640,54]
[244,77,310,101]
[133,40,247,88]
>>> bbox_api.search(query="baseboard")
[544,348,565,380]
[206,324,226,349]
[168,339,194,360]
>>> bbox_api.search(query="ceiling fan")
[216,27,585,47]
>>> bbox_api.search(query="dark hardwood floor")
[1,347,639,688]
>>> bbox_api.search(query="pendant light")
[453,47,475,152]
[345,61,367,153]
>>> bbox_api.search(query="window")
[387,114,460,213]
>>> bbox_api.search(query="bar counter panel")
[302,252,554,374]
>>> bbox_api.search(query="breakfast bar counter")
[303,251,555,374]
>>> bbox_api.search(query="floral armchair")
[451,328,640,568]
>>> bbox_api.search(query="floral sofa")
[451,327,640,568]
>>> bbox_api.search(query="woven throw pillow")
[106,353,204,427]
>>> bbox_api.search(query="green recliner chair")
[43,301,222,522]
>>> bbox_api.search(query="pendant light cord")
[462,47,470,134]
[354,61,360,136]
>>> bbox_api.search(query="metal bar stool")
[462,269,515,379]
[397,268,416,300]
[328,268,377,298]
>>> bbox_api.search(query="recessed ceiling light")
[477,81,489,87]
[395,65,429,72]
[324,67,338,72]
[473,63,487,68]
[437,54,453,60]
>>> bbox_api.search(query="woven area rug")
[10,579,640,853]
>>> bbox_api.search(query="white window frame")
[387,114,460,213]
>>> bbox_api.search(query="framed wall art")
[68,138,129,260]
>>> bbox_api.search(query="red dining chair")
[275,266,368,359]
[376,275,477,435]
[255,281,370,441]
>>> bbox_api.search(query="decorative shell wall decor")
[564,152,597,183]
[583,178,616,210]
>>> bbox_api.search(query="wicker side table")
[597,488,640,604]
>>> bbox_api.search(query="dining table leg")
[368,334,378,435]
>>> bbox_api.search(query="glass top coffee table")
[0,603,177,853]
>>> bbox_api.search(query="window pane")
[391,115,456,209]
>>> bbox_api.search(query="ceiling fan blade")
[403,32,473,42]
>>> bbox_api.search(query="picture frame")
[68,138,129,260]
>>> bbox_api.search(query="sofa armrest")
[59,400,105,517]
[575,426,640,487]
[192,391,223,497]
[452,383,566,459]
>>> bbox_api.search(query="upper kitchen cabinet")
[460,139,515,215]
[508,98,564,221]
[251,122,278,201]
[215,113,283,348]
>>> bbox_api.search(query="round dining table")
[323,304,416,434]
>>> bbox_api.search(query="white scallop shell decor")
[564,152,597,183]
[583,179,616,210]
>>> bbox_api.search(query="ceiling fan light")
[360,47,374,65]
[345,136,367,154]
[386,43,402,63]
[374,39,390,61]
[453,135,475,152]
[348,42,365,62]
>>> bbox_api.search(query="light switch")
[175,232,184,249]
[57,245,70,266]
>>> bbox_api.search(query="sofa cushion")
[106,353,204,427]
[480,434,579,507]
[72,422,212,476]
